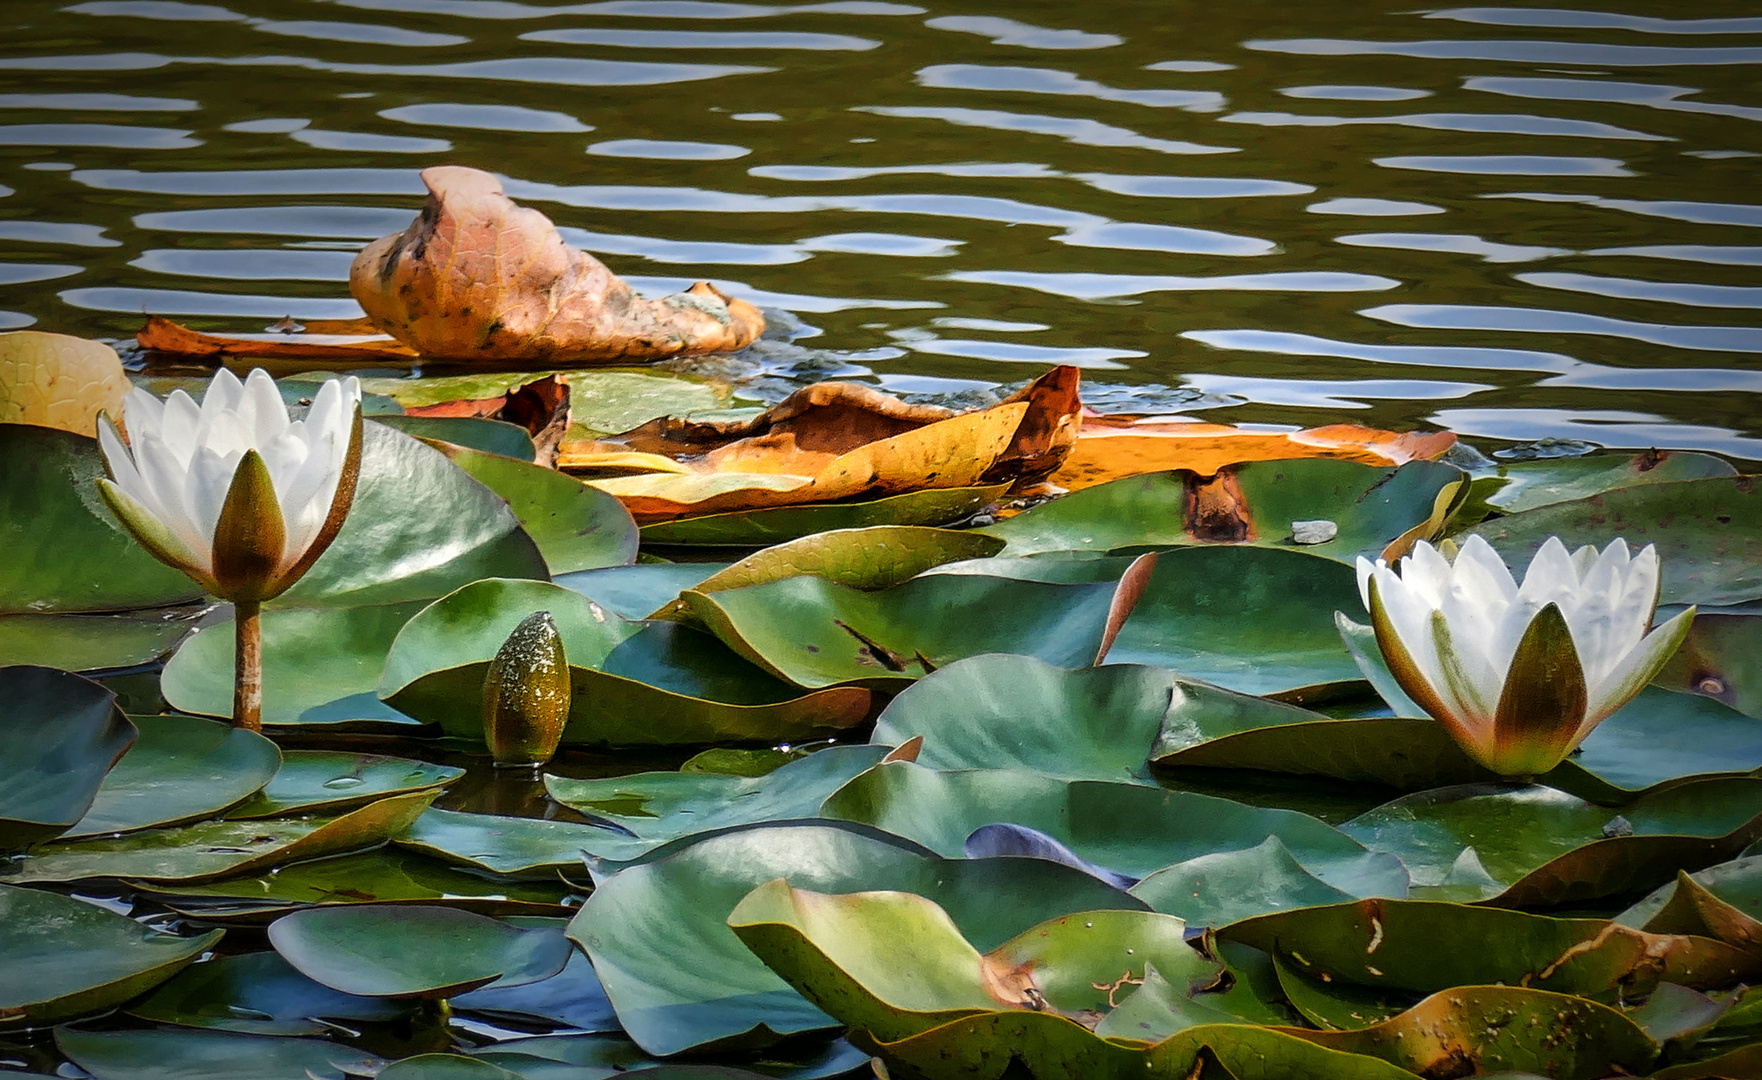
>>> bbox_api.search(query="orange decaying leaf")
[135,314,419,364]
[0,330,133,435]
[349,166,766,364]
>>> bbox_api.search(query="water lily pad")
[473,1031,866,1080]
[379,1056,525,1080]
[1474,450,1736,516]
[8,789,436,884]
[565,369,728,438]
[270,905,573,998]
[274,420,548,609]
[554,561,726,619]
[638,484,1010,546]
[567,821,1145,1056]
[375,413,537,460]
[984,459,1462,563]
[127,950,416,1036]
[1620,854,1762,935]
[64,714,280,838]
[1660,612,1762,719]
[0,424,201,613]
[226,750,462,818]
[55,1026,384,1080]
[1461,476,1762,607]
[1129,836,1363,928]
[432,443,639,575]
[381,578,871,748]
[0,607,203,672]
[452,927,619,1032]
[870,654,1174,782]
[683,570,1132,692]
[0,330,131,434]
[0,665,136,850]
[162,602,427,730]
[0,882,222,1029]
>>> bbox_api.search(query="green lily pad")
[226,750,461,819]
[649,526,1004,622]
[870,654,1174,782]
[0,882,222,1030]
[1620,854,1762,934]
[638,484,1010,546]
[358,371,548,411]
[984,459,1463,563]
[1290,985,1658,1080]
[1460,475,1762,607]
[473,1031,867,1080]
[269,905,573,998]
[554,561,727,620]
[396,807,640,877]
[0,607,203,672]
[379,1056,526,1080]
[161,602,427,729]
[821,762,1402,901]
[1129,836,1362,928]
[375,414,537,460]
[127,950,417,1036]
[63,714,280,838]
[8,789,437,884]
[1343,778,1762,905]
[380,578,872,748]
[1474,450,1737,517]
[683,569,1133,692]
[0,424,202,613]
[730,880,1212,1044]
[1660,612,1762,720]
[432,443,639,575]
[274,420,548,609]
[1272,952,1412,1031]
[452,928,619,1032]
[1101,545,1367,700]
[565,369,729,437]
[0,665,136,850]
[567,821,1145,1056]
[55,1026,384,1080]
[134,848,575,920]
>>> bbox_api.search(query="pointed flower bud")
[1357,534,1695,776]
[94,368,362,603]
[482,610,573,768]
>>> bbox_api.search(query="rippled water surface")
[2,0,1760,458]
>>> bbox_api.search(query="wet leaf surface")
[269,904,573,998]
[226,750,461,819]
[0,331,131,435]
[0,665,136,850]
[127,950,417,1036]
[430,442,640,575]
[637,483,1009,546]
[54,1026,385,1080]
[64,714,280,837]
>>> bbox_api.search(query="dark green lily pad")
[452,925,619,1033]
[1660,612,1762,719]
[984,459,1462,563]
[0,665,136,850]
[1272,952,1413,1031]
[8,789,437,884]
[381,578,872,748]
[1619,854,1762,933]
[127,950,417,1036]
[870,654,1174,782]
[395,807,633,877]
[274,420,548,609]
[0,607,203,672]
[1473,450,1736,516]
[554,561,727,620]
[1129,836,1362,928]
[160,602,428,730]
[375,413,536,461]
[55,1026,384,1080]
[0,424,202,613]
[433,443,640,575]
[567,821,1145,1056]
[638,483,1011,546]
[226,750,461,819]
[63,714,280,838]
[0,882,222,1029]
[473,1031,867,1080]
[270,904,573,998]
[379,1056,525,1080]
[683,570,1131,691]
[1460,475,1762,607]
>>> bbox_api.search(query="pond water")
[2,0,1760,460]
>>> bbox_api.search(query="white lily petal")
[1401,541,1453,610]
[122,385,165,438]
[1454,535,1518,603]
[186,446,244,549]
[1583,607,1696,727]
[1517,537,1576,606]
[1356,556,1380,611]
[241,368,290,445]
[96,417,148,505]
[133,430,205,549]
[157,389,201,467]
[1567,542,1601,585]
[1376,564,1448,694]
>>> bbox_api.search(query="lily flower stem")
[234,599,263,732]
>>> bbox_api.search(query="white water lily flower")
[1357,534,1695,777]
[96,368,363,603]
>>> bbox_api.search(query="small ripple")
[555,226,804,265]
[0,52,771,88]
[1335,232,1569,263]
[1487,192,1762,228]
[751,162,1058,181]
[1423,8,1762,35]
[855,105,1236,155]
[1182,328,1579,373]
[134,205,416,238]
[1376,155,1634,177]
[1280,85,1431,101]
[945,270,1399,299]
[901,336,1141,369]
[131,248,358,280]
[924,16,1120,51]
[0,124,199,149]
[800,232,960,257]
[0,312,35,329]
[1143,60,1235,73]
[379,103,591,132]
[73,167,423,196]
[524,28,878,49]
[325,0,923,18]
[0,264,84,286]
[1464,77,1762,124]
[68,1,240,19]
[1542,366,1762,393]
[291,129,453,153]
[1307,197,1445,216]
[1248,37,1762,67]
[1054,221,1276,257]
[1516,271,1762,310]
[1225,110,1666,141]
[1076,173,1312,198]
[624,274,936,313]
[1363,303,1762,353]
[931,316,1046,332]
[0,222,122,248]
[590,139,749,160]
[1586,244,1762,267]
[1431,407,1762,461]
[253,20,470,47]
[0,92,196,110]
[917,65,1226,112]
[1185,373,1492,409]
[62,286,365,319]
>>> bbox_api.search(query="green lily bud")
[482,611,573,768]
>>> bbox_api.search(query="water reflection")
[1517,272,1762,310]
[589,139,749,160]
[1422,8,1762,35]
[1362,304,1762,354]
[0,124,199,149]
[524,27,879,49]
[925,15,1120,51]
[918,64,1226,112]
[380,103,593,132]
[1335,233,1569,264]
[1375,155,1635,177]
[1432,408,1762,461]
[1248,37,1762,67]
[948,270,1399,300]
[1306,197,1444,216]
[853,106,1236,155]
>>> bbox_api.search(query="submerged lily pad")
[567,821,1144,1056]
[638,484,1009,546]
[128,950,416,1036]
[55,1026,384,1080]
[433,442,640,575]
[0,665,136,850]
[64,714,280,838]
[269,905,573,998]
[0,882,222,1029]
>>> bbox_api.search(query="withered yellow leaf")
[0,331,132,436]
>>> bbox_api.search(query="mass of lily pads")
[3,326,1762,1080]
